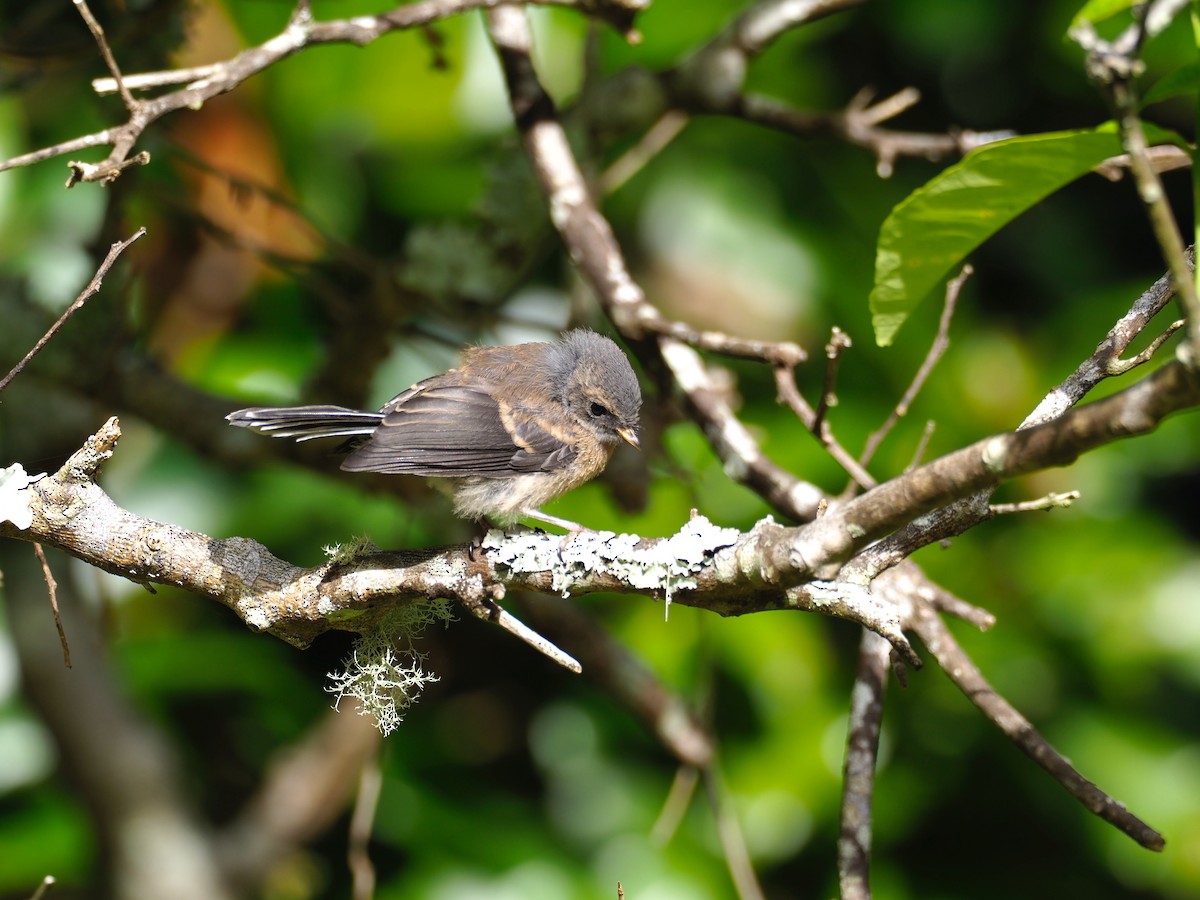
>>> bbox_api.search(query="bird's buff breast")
[449,446,612,524]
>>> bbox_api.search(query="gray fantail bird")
[226,329,641,531]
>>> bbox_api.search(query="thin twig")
[846,86,920,127]
[28,876,57,900]
[0,129,118,174]
[911,601,1165,851]
[702,766,766,900]
[518,593,713,766]
[774,364,877,490]
[990,490,1080,515]
[1093,145,1191,182]
[73,0,137,111]
[642,317,806,366]
[0,228,146,395]
[601,110,689,195]
[4,0,643,185]
[838,628,891,900]
[650,765,700,845]
[734,93,1010,178]
[860,264,970,470]
[1106,319,1185,375]
[92,63,223,96]
[1078,7,1200,365]
[904,420,936,473]
[918,575,995,630]
[348,752,382,900]
[457,593,582,673]
[812,327,851,433]
[33,545,71,669]
[1023,253,1190,426]
[666,343,826,520]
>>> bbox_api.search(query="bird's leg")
[467,530,485,561]
[520,508,592,558]
[521,508,585,533]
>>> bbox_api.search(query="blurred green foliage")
[1,0,1198,898]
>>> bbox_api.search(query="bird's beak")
[617,426,640,449]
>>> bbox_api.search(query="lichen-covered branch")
[5,352,1198,653]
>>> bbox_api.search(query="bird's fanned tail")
[226,405,384,442]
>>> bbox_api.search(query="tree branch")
[910,600,1166,851]
[0,0,648,185]
[838,628,892,900]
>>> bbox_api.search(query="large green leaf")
[870,128,1126,346]
[1143,59,1200,106]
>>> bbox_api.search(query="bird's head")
[554,329,641,449]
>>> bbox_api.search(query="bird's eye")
[589,402,611,418]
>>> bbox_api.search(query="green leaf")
[1069,0,1138,31]
[870,128,1125,347]
[1143,59,1200,106]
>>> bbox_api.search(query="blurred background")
[1,0,1198,897]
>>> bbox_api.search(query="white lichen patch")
[241,605,273,632]
[0,463,45,530]
[483,516,741,615]
[422,553,469,582]
[982,435,1010,473]
[325,599,455,735]
[326,646,439,736]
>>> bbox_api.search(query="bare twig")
[348,753,382,900]
[0,131,120,175]
[838,628,891,900]
[860,265,970,470]
[703,766,766,900]
[774,363,877,490]
[659,339,826,520]
[1106,319,1185,375]
[911,601,1165,851]
[601,110,689,195]
[846,85,920,127]
[485,17,832,519]
[1024,252,1190,425]
[729,0,865,53]
[641,317,806,366]
[990,491,1080,515]
[904,420,936,473]
[916,573,995,631]
[92,63,223,96]
[73,0,136,111]
[32,545,70,669]
[1077,4,1200,365]
[457,593,583,673]
[518,593,713,766]
[28,876,57,900]
[651,765,700,844]
[733,93,1011,178]
[813,326,851,433]
[1093,145,1191,182]
[2,0,648,185]
[213,705,381,893]
[0,228,146,395]
[65,150,152,187]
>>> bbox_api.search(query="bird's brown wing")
[339,382,575,477]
